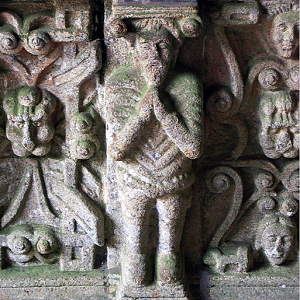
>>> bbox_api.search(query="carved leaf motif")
[223,160,280,223]
[44,41,101,93]
[79,164,102,201]
[0,46,62,86]
[0,166,32,228]
[1,161,59,229]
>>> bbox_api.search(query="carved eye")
[15,121,25,128]
[277,24,287,32]
[140,43,151,51]
[158,42,169,50]
[33,121,42,127]
[283,236,292,244]
[158,42,170,53]
[267,235,276,243]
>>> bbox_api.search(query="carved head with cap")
[3,86,56,157]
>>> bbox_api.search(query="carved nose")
[283,26,295,42]
[148,46,160,60]
[22,121,35,151]
[274,238,283,253]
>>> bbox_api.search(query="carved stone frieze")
[0,0,298,299]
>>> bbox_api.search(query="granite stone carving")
[4,86,56,157]
[0,0,298,299]
[255,215,296,266]
[106,14,203,295]
[0,0,104,277]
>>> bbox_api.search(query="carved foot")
[155,252,183,286]
[122,251,152,288]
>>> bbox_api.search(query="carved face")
[261,223,294,266]
[4,86,56,157]
[135,29,174,86]
[271,11,299,59]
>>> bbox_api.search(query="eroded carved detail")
[0,0,298,299]
[270,7,299,59]
[258,68,299,158]
[204,243,252,273]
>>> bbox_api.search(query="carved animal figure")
[204,244,252,273]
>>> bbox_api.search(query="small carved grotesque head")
[255,216,295,266]
[271,10,299,59]
[133,20,181,86]
[4,86,56,157]
[258,67,299,158]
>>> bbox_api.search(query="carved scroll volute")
[203,166,252,274]
[205,166,243,248]
[205,2,261,160]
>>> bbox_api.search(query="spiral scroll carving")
[206,166,243,247]
[0,32,21,54]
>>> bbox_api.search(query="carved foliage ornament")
[0,1,104,274]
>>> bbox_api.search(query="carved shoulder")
[165,67,203,120]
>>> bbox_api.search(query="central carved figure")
[107,19,203,288]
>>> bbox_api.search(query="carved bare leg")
[120,190,155,287]
[156,190,191,285]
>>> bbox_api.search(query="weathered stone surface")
[0,0,298,299]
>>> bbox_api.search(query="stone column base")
[0,265,114,300]
[208,261,299,300]
[117,282,191,300]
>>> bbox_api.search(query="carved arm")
[108,90,153,161]
[152,83,203,159]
